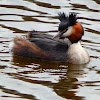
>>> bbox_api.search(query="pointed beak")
[53,31,63,39]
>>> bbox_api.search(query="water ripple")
[0,0,100,100]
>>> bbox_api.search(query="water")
[0,0,100,100]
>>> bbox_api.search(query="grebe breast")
[67,41,90,64]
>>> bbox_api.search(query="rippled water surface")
[0,0,100,100]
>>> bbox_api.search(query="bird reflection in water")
[12,55,87,100]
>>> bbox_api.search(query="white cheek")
[62,26,73,37]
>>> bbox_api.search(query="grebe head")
[54,12,84,43]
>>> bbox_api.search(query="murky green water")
[0,0,100,100]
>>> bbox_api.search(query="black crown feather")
[58,12,68,22]
[58,12,77,25]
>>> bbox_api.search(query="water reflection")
[12,56,88,100]
[54,64,87,100]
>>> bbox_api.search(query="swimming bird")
[12,12,90,64]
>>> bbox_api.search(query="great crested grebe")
[12,12,90,64]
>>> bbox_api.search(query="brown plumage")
[12,32,69,62]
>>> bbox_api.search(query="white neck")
[67,41,90,64]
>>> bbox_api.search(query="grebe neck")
[67,41,90,64]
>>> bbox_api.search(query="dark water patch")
[71,3,100,12]
[12,55,68,68]
[90,56,100,59]
[6,72,55,87]
[85,28,100,34]
[0,19,24,22]
[26,0,60,9]
[0,24,28,33]
[83,81,100,84]
[0,85,37,100]
[0,4,47,14]
[54,78,84,100]
[79,17,100,22]
[82,40,100,44]
[93,0,100,4]
[0,65,6,69]
[22,16,57,24]
[97,71,100,74]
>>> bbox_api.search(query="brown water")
[0,0,100,100]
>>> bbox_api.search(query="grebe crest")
[54,12,84,44]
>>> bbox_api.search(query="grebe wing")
[27,32,69,52]
[12,37,52,59]
[27,31,53,39]
[12,32,69,61]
